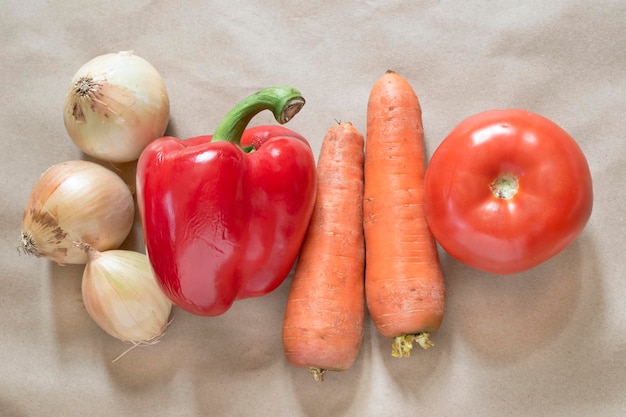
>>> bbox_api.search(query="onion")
[81,248,172,348]
[19,160,134,265]
[63,51,170,163]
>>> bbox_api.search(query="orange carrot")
[282,122,366,381]
[363,71,445,357]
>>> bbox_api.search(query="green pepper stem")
[211,86,305,151]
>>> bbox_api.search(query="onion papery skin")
[81,249,172,343]
[20,160,135,265]
[63,51,170,163]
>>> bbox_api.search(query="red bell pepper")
[136,86,316,316]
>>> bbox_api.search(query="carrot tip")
[391,333,434,358]
[308,367,327,382]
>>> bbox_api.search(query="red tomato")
[424,109,593,274]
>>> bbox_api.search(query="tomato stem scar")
[490,173,519,199]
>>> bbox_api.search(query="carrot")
[363,71,445,358]
[282,122,366,381]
